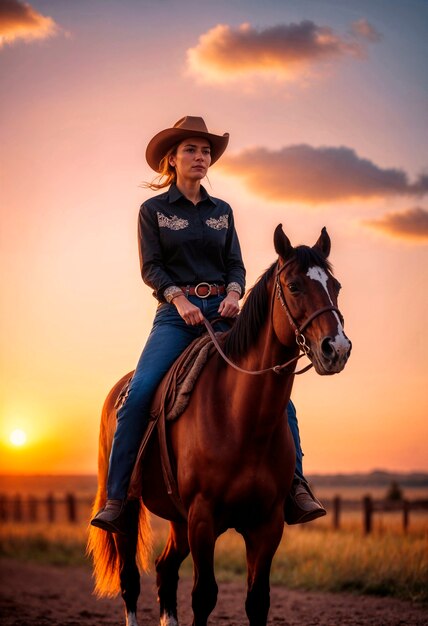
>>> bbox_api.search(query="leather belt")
[181,283,226,299]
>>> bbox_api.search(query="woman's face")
[169,137,212,183]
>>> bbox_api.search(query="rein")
[203,318,310,376]
[204,260,344,377]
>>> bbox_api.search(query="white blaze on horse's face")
[306,266,351,372]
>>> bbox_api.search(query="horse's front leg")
[187,498,218,626]
[114,500,141,626]
[242,508,284,626]
[155,520,190,626]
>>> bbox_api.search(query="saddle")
[151,332,216,422]
[126,330,223,511]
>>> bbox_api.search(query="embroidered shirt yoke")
[138,184,246,302]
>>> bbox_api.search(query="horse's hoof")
[126,611,139,626]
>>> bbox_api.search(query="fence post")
[333,495,341,530]
[363,495,373,535]
[13,494,23,522]
[0,494,7,522]
[46,493,55,523]
[403,499,409,533]
[28,495,39,522]
[66,493,77,523]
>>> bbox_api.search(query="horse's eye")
[287,283,299,294]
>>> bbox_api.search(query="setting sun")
[9,429,27,447]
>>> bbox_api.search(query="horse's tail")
[86,376,153,597]
[86,497,152,598]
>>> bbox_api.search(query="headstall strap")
[275,269,300,337]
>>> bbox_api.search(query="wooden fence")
[0,493,427,533]
[0,493,93,524]
[326,495,428,534]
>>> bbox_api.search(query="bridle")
[274,259,344,357]
[203,259,345,376]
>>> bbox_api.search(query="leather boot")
[90,499,128,535]
[284,478,326,525]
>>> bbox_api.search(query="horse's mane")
[223,246,333,359]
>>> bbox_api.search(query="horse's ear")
[313,226,331,258]
[274,224,293,261]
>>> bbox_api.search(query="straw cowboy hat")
[146,116,229,172]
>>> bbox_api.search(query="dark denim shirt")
[138,184,246,302]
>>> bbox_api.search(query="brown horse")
[87,225,351,626]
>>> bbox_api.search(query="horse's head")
[273,224,351,375]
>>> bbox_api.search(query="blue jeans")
[287,399,304,480]
[107,295,304,499]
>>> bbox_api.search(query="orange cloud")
[0,0,59,49]
[364,207,428,241]
[219,145,428,204]
[350,18,382,43]
[186,20,380,84]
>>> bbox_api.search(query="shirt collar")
[167,183,217,206]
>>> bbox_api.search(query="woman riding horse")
[90,115,325,534]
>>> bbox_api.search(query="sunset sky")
[1,0,427,475]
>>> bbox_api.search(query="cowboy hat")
[146,116,229,172]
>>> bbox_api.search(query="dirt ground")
[0,558,427,626]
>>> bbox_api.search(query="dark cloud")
[187,20,380,83]
[0,0,59,49]
[364,207,428,241]
[219,145,428,204]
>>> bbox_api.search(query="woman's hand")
[218,291,240,318]
[173,295,204,325]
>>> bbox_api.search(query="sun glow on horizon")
[9,429,27,447]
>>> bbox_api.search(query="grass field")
[1,513,427,604]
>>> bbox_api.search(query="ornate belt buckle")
[195,282,212,298]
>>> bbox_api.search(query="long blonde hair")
[142,145,177,191]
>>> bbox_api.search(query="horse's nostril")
[321,337,335,358]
